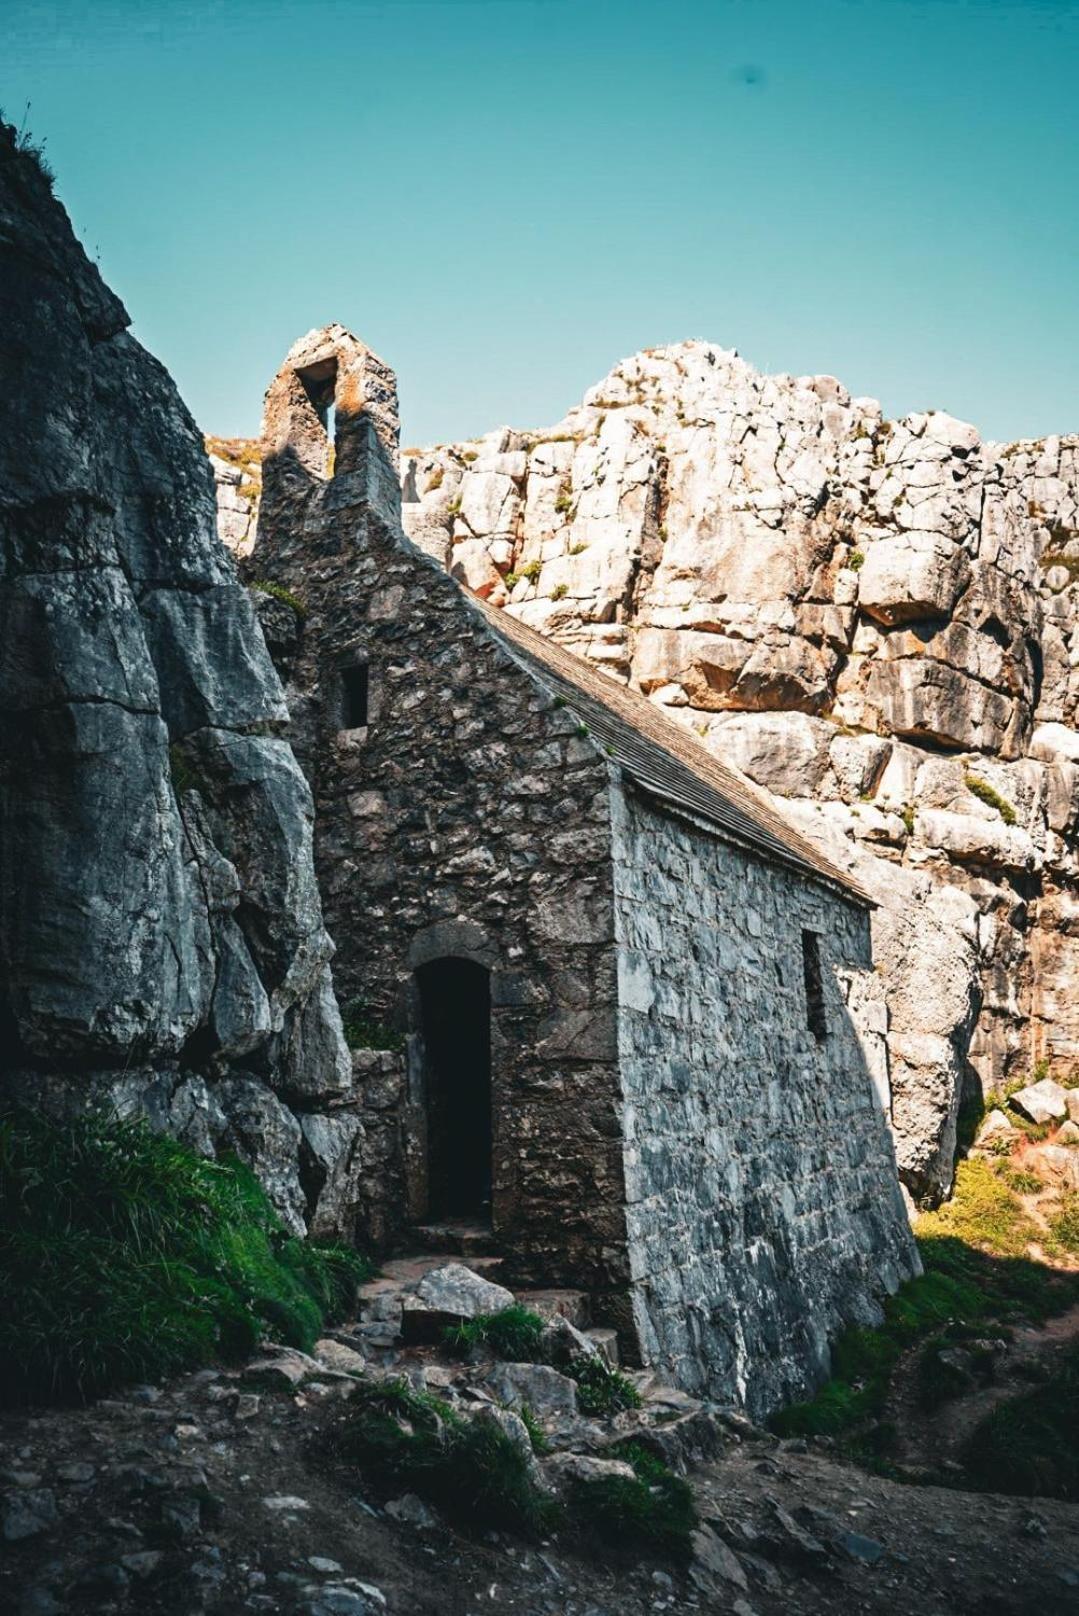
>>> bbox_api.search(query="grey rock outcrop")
[0,123,356,1236]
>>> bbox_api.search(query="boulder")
[542,1452,636,1489]
[539,1313,600,1366]
[400,1263,515,1343]
[1009,1078,1069,1124]
[976,1108,1017,1146]
[484,1362,579,1419]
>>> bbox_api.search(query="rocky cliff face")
[0,123,358,1238]
[388,343,1079,1205]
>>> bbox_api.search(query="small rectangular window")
[802,930,827,1042]
[340,664,369,729]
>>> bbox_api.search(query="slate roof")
[472,597,873,907]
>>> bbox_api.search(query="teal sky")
[5,0,1078,446]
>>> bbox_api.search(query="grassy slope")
[0,1107,370,1405]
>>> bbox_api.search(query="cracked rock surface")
[0,123,355,1236]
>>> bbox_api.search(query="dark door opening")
[417,957,492,1221]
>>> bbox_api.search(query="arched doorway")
[416,957,492,1221]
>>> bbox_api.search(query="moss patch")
[340,999,405,1053]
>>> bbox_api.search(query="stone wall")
[250,328,631,1312]
[383,343,1079,1205]
[0,125,357,1240]
[611,783,916,1415]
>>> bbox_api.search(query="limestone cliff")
[0,122,359,1238]
[210,344,1079,1207]
[393,346,1079,1206]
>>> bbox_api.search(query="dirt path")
[886,1303,1079,1473]
[3,1365,1079,1616]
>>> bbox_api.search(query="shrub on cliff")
[0,1107,369,1406]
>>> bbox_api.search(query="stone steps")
[514,1288,591,1329]
[408,1219,500,1258]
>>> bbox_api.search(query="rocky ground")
[4,1242,1079,1616]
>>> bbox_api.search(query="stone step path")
[343,1248,616,1363]
[409,1218,500,1258]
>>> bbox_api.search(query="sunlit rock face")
[0,122,356,1238]
[380,342,1079,1205]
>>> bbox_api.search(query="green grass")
[571,1442,696,1557]
[0,1107,371,1406]
[338,1379,558,1536]
[771,1161,1079,1444]
[1048,1193,1079,1256]
[962,1341,1079,1499]
[995,1164,1044,1196]
[916,1159,1040,1258]
[338,1383,693,1552]
[442,1305,547,1361]
[567,1354,642,1416]
[519,1404,551,1454]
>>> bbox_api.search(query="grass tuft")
[0,1107,370,1406]
[567,1354,642,1416]
[442,1305,546,1361]
[965,773,1018,827]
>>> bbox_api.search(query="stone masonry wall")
[611,783,918,1417]
[250,329,631,1317]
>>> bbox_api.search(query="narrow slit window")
[340,664,369,729]
[802,930,827,1042]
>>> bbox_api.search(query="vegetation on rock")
[964,773,1018,826]
[0,1108,369,1406]
[567,1354,643,1415]
[771,1154,1079,1462]
[442,1304,546,1360]
[572,1441,695,1557]
[340,998,406,1053]
[338,1378,558,1536]
[250,578,306,617]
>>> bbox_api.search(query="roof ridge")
[470,595,871,906]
